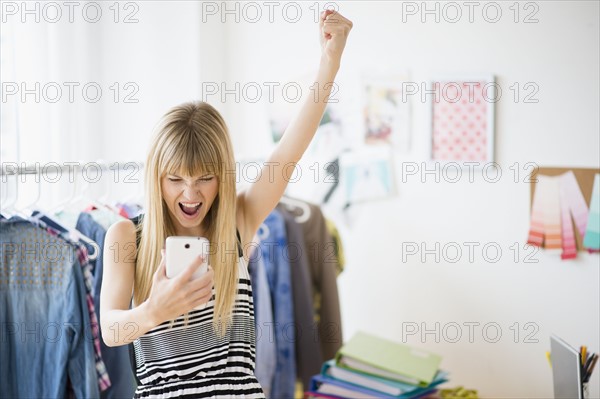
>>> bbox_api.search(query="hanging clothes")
[27,211,111,392]
[0,216,101,398]
[88,207,125,231]
[115,202,143,219]
[325,217,345,276]
[76,212,137,399]
[276,203,323,389]
[285,201,343,361]
[258,209,297,399]
[248,247,277,398]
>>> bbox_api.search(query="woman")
[100,10,352,398]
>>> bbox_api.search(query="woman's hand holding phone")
[145,250,214,326]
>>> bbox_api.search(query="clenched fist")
[319,10,353,69]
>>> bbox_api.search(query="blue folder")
[321,360,448,396]
[309,374,441,399]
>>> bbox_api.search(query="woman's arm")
[100,220,158,347]
[239,10,353,235]
[100,220,214,347]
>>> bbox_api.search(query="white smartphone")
[165,236,210,280]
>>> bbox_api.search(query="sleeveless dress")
[129,216,266,398]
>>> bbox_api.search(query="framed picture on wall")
[425,75,496,165]
[339,146,396,205]
[361,70,411,152]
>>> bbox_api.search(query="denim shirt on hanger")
[0,217,99,398]
[76,212,137,399]
[259,209,296,399]
[248,249,277,398]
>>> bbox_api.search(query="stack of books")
[305,331,448,399]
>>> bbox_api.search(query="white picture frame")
[424,74,496,167]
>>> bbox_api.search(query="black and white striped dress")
[130,219,265,398]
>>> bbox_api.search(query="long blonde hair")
[134,101,239,337]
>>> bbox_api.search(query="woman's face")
[161,171,219,235]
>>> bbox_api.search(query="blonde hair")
[134,101,239,337]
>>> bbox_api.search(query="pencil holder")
[582,381,589,399]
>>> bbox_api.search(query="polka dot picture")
[432,81,489,162]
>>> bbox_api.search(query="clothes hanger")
[60,161,112,214]
[88,171,114,212]
[46,166,79,217]
[31,207,100,261]
[29,169,100,261]
[0,176,12,219]
[115,168,144,217]
[96,165,121,214]
[22,172,42,214]
[0,174,25,219]
[279,195,311,224]
[119,179,145,218]
[256,196,310,240]
[93,160,129,216]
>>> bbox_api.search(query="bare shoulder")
[101,218,137,317]
[106,218,136,241]
[105,218,138,261]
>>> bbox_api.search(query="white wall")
[3,1,599,397]
[219,1,600,397]
[3,2,205,203]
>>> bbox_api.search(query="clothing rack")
[1,161,144,213]
[1,159,311,223]
[1,161,145,261]
[0,160,145,177]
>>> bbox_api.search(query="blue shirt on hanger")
[259,209,296,399]
[248,249,277,398]
[0,217,99,398]
[76,213,137,399]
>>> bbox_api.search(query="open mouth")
[179,202,202,217]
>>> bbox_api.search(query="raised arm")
[239,10,353,234]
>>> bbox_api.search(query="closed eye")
[166,175,213,182]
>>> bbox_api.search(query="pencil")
[583,353,595,372]
[584,354,598,383]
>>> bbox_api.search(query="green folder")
[335,331,442,386]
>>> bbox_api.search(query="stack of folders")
[305,331,448,399]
